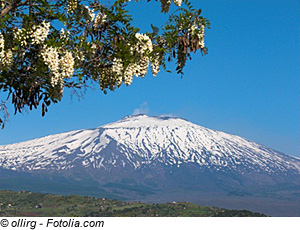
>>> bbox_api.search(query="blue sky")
[0,0,299,157]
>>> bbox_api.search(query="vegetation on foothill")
[0,190,266,217]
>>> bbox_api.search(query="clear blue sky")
[0,0,299,157]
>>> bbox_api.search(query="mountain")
[0,114,299,216]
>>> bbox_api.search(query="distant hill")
[0,190,266,217]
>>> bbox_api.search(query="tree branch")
[0,0,29,19]
[0,96,10,129]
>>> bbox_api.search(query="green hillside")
[0,190,266,217]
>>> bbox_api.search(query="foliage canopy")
[0,0,209,127]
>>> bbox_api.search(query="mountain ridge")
[0,114,299,174]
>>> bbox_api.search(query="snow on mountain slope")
[0,114,299,174]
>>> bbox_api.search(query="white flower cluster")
[123,63,135,85]
[98,33,160,88]
[111,58,123,85]
[94,12,107,28]
[121,33,154,84]
[67,0,78,13]
[161,0,181,7]
[101,33,161,88]
[0,33,4,53]
[134,33,153,54]
[129,33,159,78]
[40,46,75,87]
[189,23,205,48]
[69,2,107,28]
[111,58,123,75]
[31,21,50,45]
[14,20,50,47]
[151,55,160,76]
[198,25,205,48]
[83,5,95,21]
[173,0,182,7]
[160,0,182,9]
[40,46,60,86]
[14,28,29,47]
[68,2,107,28]
[60,51,75,79]
[0,33,13,70]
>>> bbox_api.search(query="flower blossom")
[0,33,13,70]
[173,0,182,7]
[135,33,153,53]
[188,23,205,49]
[94,12,107,28]
[41,46,75,87]
[31,21,50,45]
[123,33,160,83]
[98,32,160,89]
[40,46,60,86]
[151,55,160,76]
[13,21,50,47]
[60,51,75,79]
[13,28,28,47]
[112,58,123,76]
[0,33,4,51]
[67,0,78,13]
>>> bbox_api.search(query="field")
[0,190,266,217]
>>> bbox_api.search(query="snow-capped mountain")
[0,114,299,216]
[0,114,299,174]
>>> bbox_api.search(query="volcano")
[0,114,299,216]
